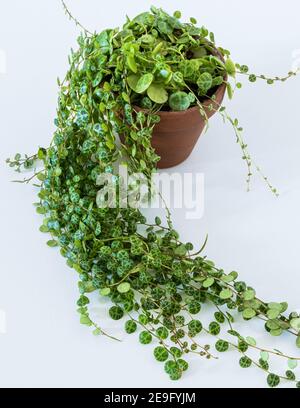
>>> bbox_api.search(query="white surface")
[0,0,300,388]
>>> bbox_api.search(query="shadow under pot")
[120,75,227,169]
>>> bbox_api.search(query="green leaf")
[246,336,256,346]
[288,359,298,369]
[93,328,101,336]
[260,351,269,362]
[127,55,137,73]
[173,11,181,19]
[290,318,300,331]
[117,282,131,293]
[197,72,213,95]
[239,356,252,368]
[286,370,296,381]
[139,331,152,344]
[157,20,172,35]
[122,92,130,103]
[147,83,168,104]
[80,315,92,326]
[267,373,280,388]
[39,225,49,233]
[100,287,111,296]
[135,73,154,94]
[109,306,124,320]
[296,335,300,348]
[125,320,137,334]
[280,302,288,313]
[173,71,184,84]
[267,302,283,310]
[37,148,46,160]
[215,340,229,352]
[127,74,140,92]
[47,240,58,247]
[202,277,215,288]
[266,319,281,330]
[155,216,161,225]
[270,328,283,336]
[267,308,280,319]
[259,359,269,371]
[243,289,256,300]
[36,206,46,214]
[169,91,190,111]
[219,288,233,300]
[225,58,236,77]
[221,271,238,283]
[226,82,233,100]
[243,308,256,319]
[37,173,46,181]
[209,321,220,335]
[154,346,169,362]
[152,41,164,56]
[174,244,187,256]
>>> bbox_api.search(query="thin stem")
[61,0,93,35]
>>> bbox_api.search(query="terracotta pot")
[148,82,227,168]
[119,49,227,169]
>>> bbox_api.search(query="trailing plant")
[7,4,300,387]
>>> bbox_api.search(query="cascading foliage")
[7,5,300,387]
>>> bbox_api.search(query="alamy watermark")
[96,165,205,220]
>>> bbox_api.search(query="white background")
[0,0,300,388]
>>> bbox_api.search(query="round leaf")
[117,282,131,293]
[288,359,298,370]
[243,308,256,319]
[127,55,137,73]
[219,288,233,300]
[100,287,111,296]
[246,336,256,346]
[135,73,154,94]
[290,318,300,331]
[147,83,168,104]
[127,74,140,92]
[202,277,214,288]
[243,289,256,300]
[225,58,236,77]
[260,351,269,362]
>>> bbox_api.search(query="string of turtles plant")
[7,4,300,387]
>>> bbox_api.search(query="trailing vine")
[8,5,300,387]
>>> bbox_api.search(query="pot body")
[150,82,226,168]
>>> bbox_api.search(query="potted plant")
[7,4,300,387]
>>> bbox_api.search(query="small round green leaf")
[260,351,269,362]
[219,288,233,300]
[243,308,256,319]
[239,356,252,368]
[100,287,111,296]
[154,346,168,362]
[290,318,300,331]
[202,277,214,288]
[267,373,280,388]
[215,340,229,352]
[147,83,168,104]
[139,331,152,344]
[243,289,256,301]
[288,359,298,370]
[246,336,256,346]
[135,73,154,94]
[117,282,131,293]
